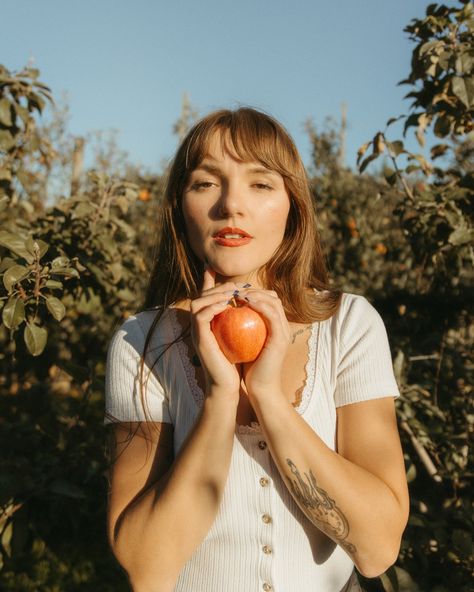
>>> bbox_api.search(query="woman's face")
[181,131,291,287]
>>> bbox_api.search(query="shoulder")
[326,292,378,326]
[326,292,390,346]
[108,307,171,356]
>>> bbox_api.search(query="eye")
[190,181,215,191]
[254,183,273,190]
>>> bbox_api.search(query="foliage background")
[0,2,472,590]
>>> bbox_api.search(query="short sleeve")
[334,295,400,407]
[104,315,172,425]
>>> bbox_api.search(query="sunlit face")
[181,131,291,287]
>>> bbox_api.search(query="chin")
[213,262,259,280]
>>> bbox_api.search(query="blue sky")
[3,0,433,174]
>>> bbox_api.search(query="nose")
[216,179,246,218]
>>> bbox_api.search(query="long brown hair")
[106,106,342,430]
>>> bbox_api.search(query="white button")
[263,583,273,591]
[259,477,269,487]
[262,545,272,554]
[262,514,272,524]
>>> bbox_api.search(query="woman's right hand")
[189,267,242,405]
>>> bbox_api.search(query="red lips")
[213,226,252,238]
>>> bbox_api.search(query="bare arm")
[251,394,409,578]
[107,393,238,592]
[106,270,245,591]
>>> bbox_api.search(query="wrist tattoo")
[285,459,357,554]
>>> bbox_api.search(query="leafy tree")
[0,2,472,589]
[351,2,473,589]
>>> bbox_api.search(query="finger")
[242,288,278,299]
[191,299,232,350]
[196,281,240,303]
[243,295,290,342]
[191,290,237,315]
[194,299,230,324]
[202,266,216,293]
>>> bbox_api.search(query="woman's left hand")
[239,288,291,400]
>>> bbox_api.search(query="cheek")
[181,200,206,235]
[262,197,291,233]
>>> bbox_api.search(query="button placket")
[257,467,274,592]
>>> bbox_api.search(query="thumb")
[202,260,216,292]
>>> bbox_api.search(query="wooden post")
[70,137,85,196]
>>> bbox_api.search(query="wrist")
[247,387,289,412]
[203,388,239,415]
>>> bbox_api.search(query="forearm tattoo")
[285,459,357,554]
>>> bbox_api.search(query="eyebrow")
[193,161,280,178]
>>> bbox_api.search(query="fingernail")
[235,282,251,288]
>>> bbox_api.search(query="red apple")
[211,299,267,363]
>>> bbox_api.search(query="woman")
[104,107,409,592]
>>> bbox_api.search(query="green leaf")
[382,565,400,592]
[0,257,17,273]
[51,267,80,278]
[0,130,16,151]
[28,94,46,114]
[2,296,25,329]
[109,262,123,284]
[45,296,66,321]
[25,237,49,260]
[56,361,90,383]
[386,115,405,127]
[383,167,397,186]
[389,140,405,156]
[356,142,371,165]
[3,264,30,292]
[16,169,31,190]
[51,256,70,269]
[406,462,417,483]
[0,231,34,263]
[448,227,473,246]
[0,98,13,127]
[114,218,136,240]
[430,144,449,159]
[72,202,96,219]
[114,195,130,214]
[0,167,12,181]
[116,288,136,302]
[405,165,421,174]
[12,103,30,125]
[452,76,470,108]
[45,279,63,290]
[24,322,47,356]
[408,515,425,527]
[359,153,378,173]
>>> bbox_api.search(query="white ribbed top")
[104,292,400,592]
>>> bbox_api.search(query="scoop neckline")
[165,307,320,434]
